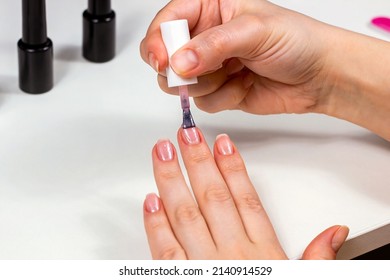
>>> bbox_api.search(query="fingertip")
[144,193,161,214]
[178,127,203,146]
[215,134,235,156]
[302,225,349,260]
[171,48,200,76]
[140,32,169,73]
[148,52,160,73]
[331,225,349,252]
[155,139,175,162]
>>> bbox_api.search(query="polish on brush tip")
[179,85,195,129]
[160,20,198,129]
[182,108,196,129]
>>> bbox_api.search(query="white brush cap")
[160,19,198,87]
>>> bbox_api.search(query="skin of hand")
[143,127,349,259]
[140,0,390,141]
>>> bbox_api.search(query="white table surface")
[0,0,389,259]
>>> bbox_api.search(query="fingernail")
[156,139,174,161]
[331,225,349,252]
[171,49,199,74]
[181,127,200,145]
[148,52,159,72]
[144,193,160,213]
[216,134,234,155]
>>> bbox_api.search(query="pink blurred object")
[371,17,390,32]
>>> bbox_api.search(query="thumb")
[170,15,268,78]
[302,225,349,260]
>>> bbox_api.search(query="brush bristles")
[182,109,196,129]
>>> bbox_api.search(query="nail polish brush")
[160,20,198,128]
[179,85,196,128]
[18,0,53,94]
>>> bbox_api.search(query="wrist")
[319,28,390,141]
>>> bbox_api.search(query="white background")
[0,0,389,259]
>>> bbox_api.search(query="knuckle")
[174,204,202,225]
[187,150,211,165]
[220,157,247,175]
[204,27,233,55]
[148,219,165,231]
[158,169,182,180]
[204,186,232,203]
[236,193,264,213]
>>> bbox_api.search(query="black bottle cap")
[18,0,53,94]
[83,0,116,63]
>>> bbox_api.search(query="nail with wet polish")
[156,139,174,161]
[182,127,200,145]
[144,193,160,213]
[216,134,234,155]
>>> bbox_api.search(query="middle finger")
[177,127,249,249]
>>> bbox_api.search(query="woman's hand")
[140,0,331,115]
[141,0,390,141]
[143,127,349,259]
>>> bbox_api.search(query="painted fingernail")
[171,49,199,74]
[144,193,160,213]
[331,225,349,252]
[182,127,200,145]
[148,52,159,72]
[216,134,234,155]
[156,139,174,161]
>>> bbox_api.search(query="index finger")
[139,0,221,72]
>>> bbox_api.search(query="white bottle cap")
[160,19,198,87]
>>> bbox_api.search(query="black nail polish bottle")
[18,0,53,94]
[83,0,116,63]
